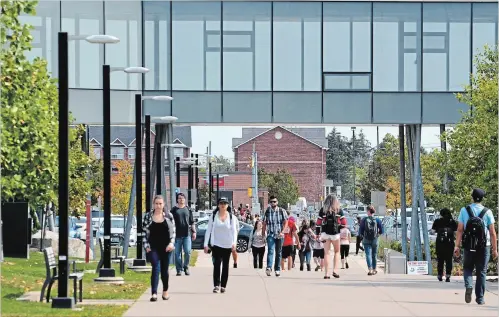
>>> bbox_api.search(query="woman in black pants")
[355,216,364,255]
[204,197,238,293]
[249,220,266,269]
[142,195,176,302]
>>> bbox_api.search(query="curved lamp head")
[152,116,178,124]
[143,95,173,101]
[85,35,120,44]
[124,67,149,74]
[162,143,187,148]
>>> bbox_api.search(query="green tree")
[258,169,299,208]
[435,46,498,215]
[1,0,58,207]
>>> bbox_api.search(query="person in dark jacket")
[143,195,176,302]
[432,208,457,282]
[355,216,364,255]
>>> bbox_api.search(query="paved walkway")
[124,246,498,316]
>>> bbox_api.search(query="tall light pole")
[53,33,119,309]
[100,66,149,280]
[351,127,356,205]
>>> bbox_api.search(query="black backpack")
[436,227,454,245]
[463,206,488,252]
[322,212,340,235]
[363,216,378,240]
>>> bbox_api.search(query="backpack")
[363,216,378,240]
[463,206,488,252]
[322,212,340,235]
[436,222,454,245]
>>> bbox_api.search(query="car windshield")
[100,219,125,228]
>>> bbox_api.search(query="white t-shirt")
[204,213,238,249]
[340,228,351,245]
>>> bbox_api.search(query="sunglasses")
[270,200,277,203]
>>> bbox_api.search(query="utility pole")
[351,127,356,205]
[195,154,200,211]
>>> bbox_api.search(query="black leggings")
[252,246,265,269]
[436,245,454,277]
[356,236,364,254]
[212,245,232,288]
[340,245,350,259]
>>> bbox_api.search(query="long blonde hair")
[323,194,340,214]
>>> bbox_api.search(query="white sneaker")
[275,270,281,277]
[266,268,271,276]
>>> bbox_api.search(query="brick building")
[233,126,327,205]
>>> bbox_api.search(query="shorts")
[282,245,293,258]
[313,249,325,259]
[340,244,350,259]
[321,232,340,241]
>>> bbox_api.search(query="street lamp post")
[100,65,149,280]
[195,154,199,211]
[145,115,152,219]
[351,127,356,205]
[209,162,213,209]
[216,173,220,201]
[53,32,119,309]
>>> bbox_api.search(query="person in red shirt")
[280,216,301,271]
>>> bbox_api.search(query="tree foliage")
[434,46,498,214]
[110,160,134,217]
[1,0,58,206]
[258,169,299,208]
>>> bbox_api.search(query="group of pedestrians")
[140,188,497,307]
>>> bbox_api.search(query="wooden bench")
[40,247,84,303]
[96,238,126,274]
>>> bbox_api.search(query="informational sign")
[336,186,342,199]
[203,177,225,187]
[407,261,428,275]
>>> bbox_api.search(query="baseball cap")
[218,197,229,204]
[472,188,485,202]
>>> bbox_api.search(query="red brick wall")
[235,127,326,205]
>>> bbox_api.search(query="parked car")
[98,216,137,247]
[53,216,82,239]
[191,218,253,253]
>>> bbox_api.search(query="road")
[124,245,498,316]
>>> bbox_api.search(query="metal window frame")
[322,72,372,92]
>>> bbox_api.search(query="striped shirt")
[262,207,288,238]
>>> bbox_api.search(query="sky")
[190,125,444,158]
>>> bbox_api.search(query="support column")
[167,124,176,210]
[440,124,448,193]
[188,154,193,208]
[398,125,408,257]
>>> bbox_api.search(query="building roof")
[89,125,192,147]
[232,126,328,149]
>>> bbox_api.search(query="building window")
[323,73,371,92]
[323,2,371,73]
[373,3,422,92]
[92,147,101,159]
[472,3,498,75]
[173,147,184,158]
[423,3,471,92]
[143,1,170,90]
[172,2,221,90]
[128,148,136,160]
[111,147,125,160]
[273,2,321,91]
[222,2,271,91]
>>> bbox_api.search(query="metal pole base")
[51,297,75,309]
[132,259,147,266]
[98,267,116,278]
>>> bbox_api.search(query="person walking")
[262,195,289,277]
[455,189,497,305]
[281,216,300,271]
[142,195,176,302]
[311,219,324,271]
[340,225,351,269]
[249,220,266,269]
[359,206,383,276]
[204,197,238,294]
[431,208,457,282]
[355,216,364,255]
[298,222,315,271]
[232,212,240,268]
[170,193,196,276]
[319,194,343,279]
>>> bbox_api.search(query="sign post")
[85,198,91,263]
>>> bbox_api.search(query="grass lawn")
[1,249,198,317]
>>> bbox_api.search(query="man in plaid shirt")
[262,195,288,277]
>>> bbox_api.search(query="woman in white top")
[249,220,266,269]
[340,226,351,269]
[204,197,238,294]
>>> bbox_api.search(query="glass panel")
[323,2,371,72]
[373,93,421,124]
[422,93,468,124]
[62,1,103,89]
[323,93,371,124]
[144,1,170,91]
[273,2,321,91]
[373,3,422,92]
[423,3,471,92]
[105,1,142,90]
[472,4,498,73]
[171,92,221,123]
[143,91,173,118]
[324,74,370,91]
[19,1,60,78]
[272,93,322,123]
[222,2,271,91]
[222,92,272,123]
[172,2,221,90]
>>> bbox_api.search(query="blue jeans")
[174,236,192,273]
[266,236,283,271]
[149,249,171,294]
[299,250,312,266]
[463,246,490,304]
[363,238,378,270]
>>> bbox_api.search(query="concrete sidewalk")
[124,248,498,317]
